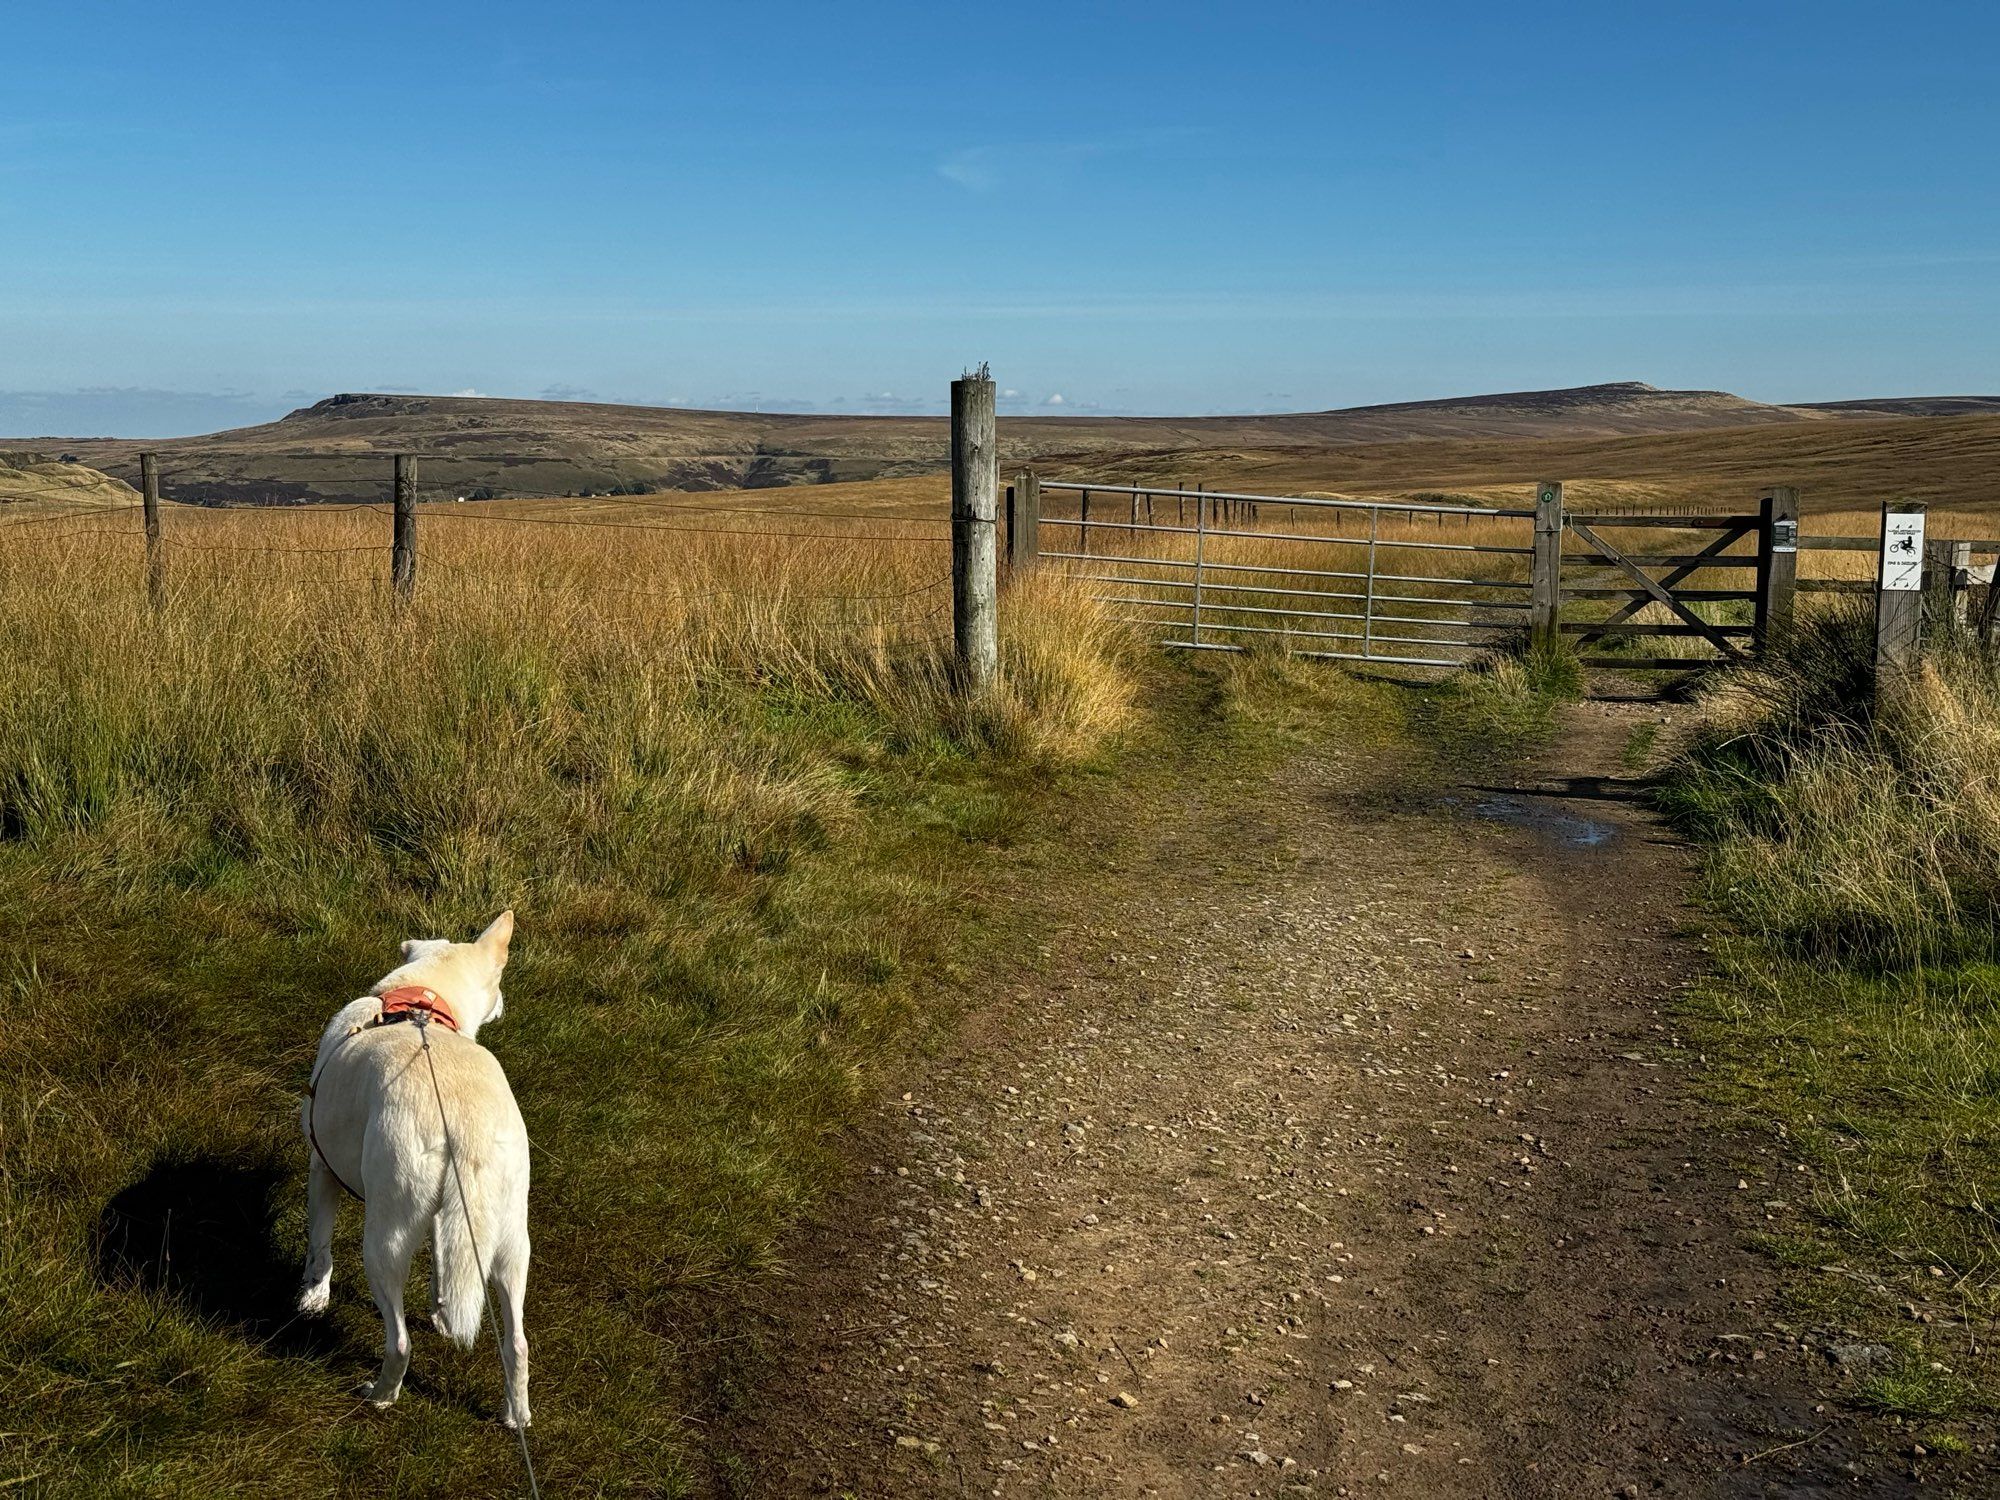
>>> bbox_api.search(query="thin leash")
[413,1010,543,1500]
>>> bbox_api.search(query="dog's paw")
[297,1282,331,1316]
[502,1411,532,1430]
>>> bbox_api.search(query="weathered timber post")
[1979,550,2000,646]
[1529,480,1564,654]
[392,454,417,603]
[1952,541,1974,627]
[950,369,999,692]
[1080,487,1091,557]
[1922,536,1969,631]
[1006,468,1040,571]
[1874,502,1926,703]
[1753,485,1799,652]
[140,452,163,608]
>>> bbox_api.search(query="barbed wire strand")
[419,551,949,605]
[416,509,948,543]
[167,540,390,555]
[0,503,146,528]
[424,491,945,525]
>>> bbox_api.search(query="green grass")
[0,679,1062,1496]
[0,524,1151,1497]
[1419,641,1583,755]
[1666,608,2000,1430]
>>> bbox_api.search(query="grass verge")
[1661,605,2000,1431]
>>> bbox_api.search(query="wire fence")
[0,457,956,643]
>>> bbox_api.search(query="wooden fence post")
[140,452,163,608]
[950,369,999,691]
[1874,502,1926,702]
[392,454,417,603]
[1922,536,1969,631]
[1530,480,1564,653]
[1753,485,1799,652]
[1006,468,1040,571]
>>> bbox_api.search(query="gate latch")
[1772,518,1798,554]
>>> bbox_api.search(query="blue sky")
[2,1,1995,435]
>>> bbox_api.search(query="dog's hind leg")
[361,1207,422,1409]
[298,1154,338,1316]
[491,1232,531,1429]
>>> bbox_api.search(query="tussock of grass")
[1667,606,2000,964]
[0,508,1138,1495]
[1667,604,2000,1423]
[1419,642,1582,754]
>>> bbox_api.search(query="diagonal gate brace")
[1570,524,1751,648]
[1566,520,1747,660]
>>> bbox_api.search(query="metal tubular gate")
[1037,481,1536,669]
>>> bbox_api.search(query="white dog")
[297,911,531,1428]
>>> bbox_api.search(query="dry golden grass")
[0,495,1141,1495]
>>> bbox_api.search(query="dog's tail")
[433,1169,490,1351]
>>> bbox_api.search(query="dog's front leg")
[298,1154,338,1315]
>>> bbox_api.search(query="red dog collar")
[376,984,461,1033]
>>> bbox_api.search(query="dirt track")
[710,695,1941,1497]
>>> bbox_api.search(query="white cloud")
[1043,393,1066,406]
[936,140,1110,193]
[448,388,487,398]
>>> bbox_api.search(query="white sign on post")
[1881,511,1926,592]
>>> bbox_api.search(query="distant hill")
[33,381,1887,505]
[1123,410,2000,517]
[1792,396,2000,419]
[0,451,140,510]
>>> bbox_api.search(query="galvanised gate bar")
[1032,480,1538,669]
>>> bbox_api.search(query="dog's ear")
[478,909,515,966]
[401,938,424,960]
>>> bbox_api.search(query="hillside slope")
[1138,410,2000,515]
[39,382,1853,505]
[0,452,141,511]
[1794,396,2000,419]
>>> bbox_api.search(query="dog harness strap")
[305,986,460,1202]
[308,1099,366,1202]
[376,985,461,1033]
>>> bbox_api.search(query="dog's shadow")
[92,1152,351,1359]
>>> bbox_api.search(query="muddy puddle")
[1461,793,1618,848]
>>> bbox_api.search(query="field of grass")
[1659,608,2000,1436]
[0,494,1146,1495]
